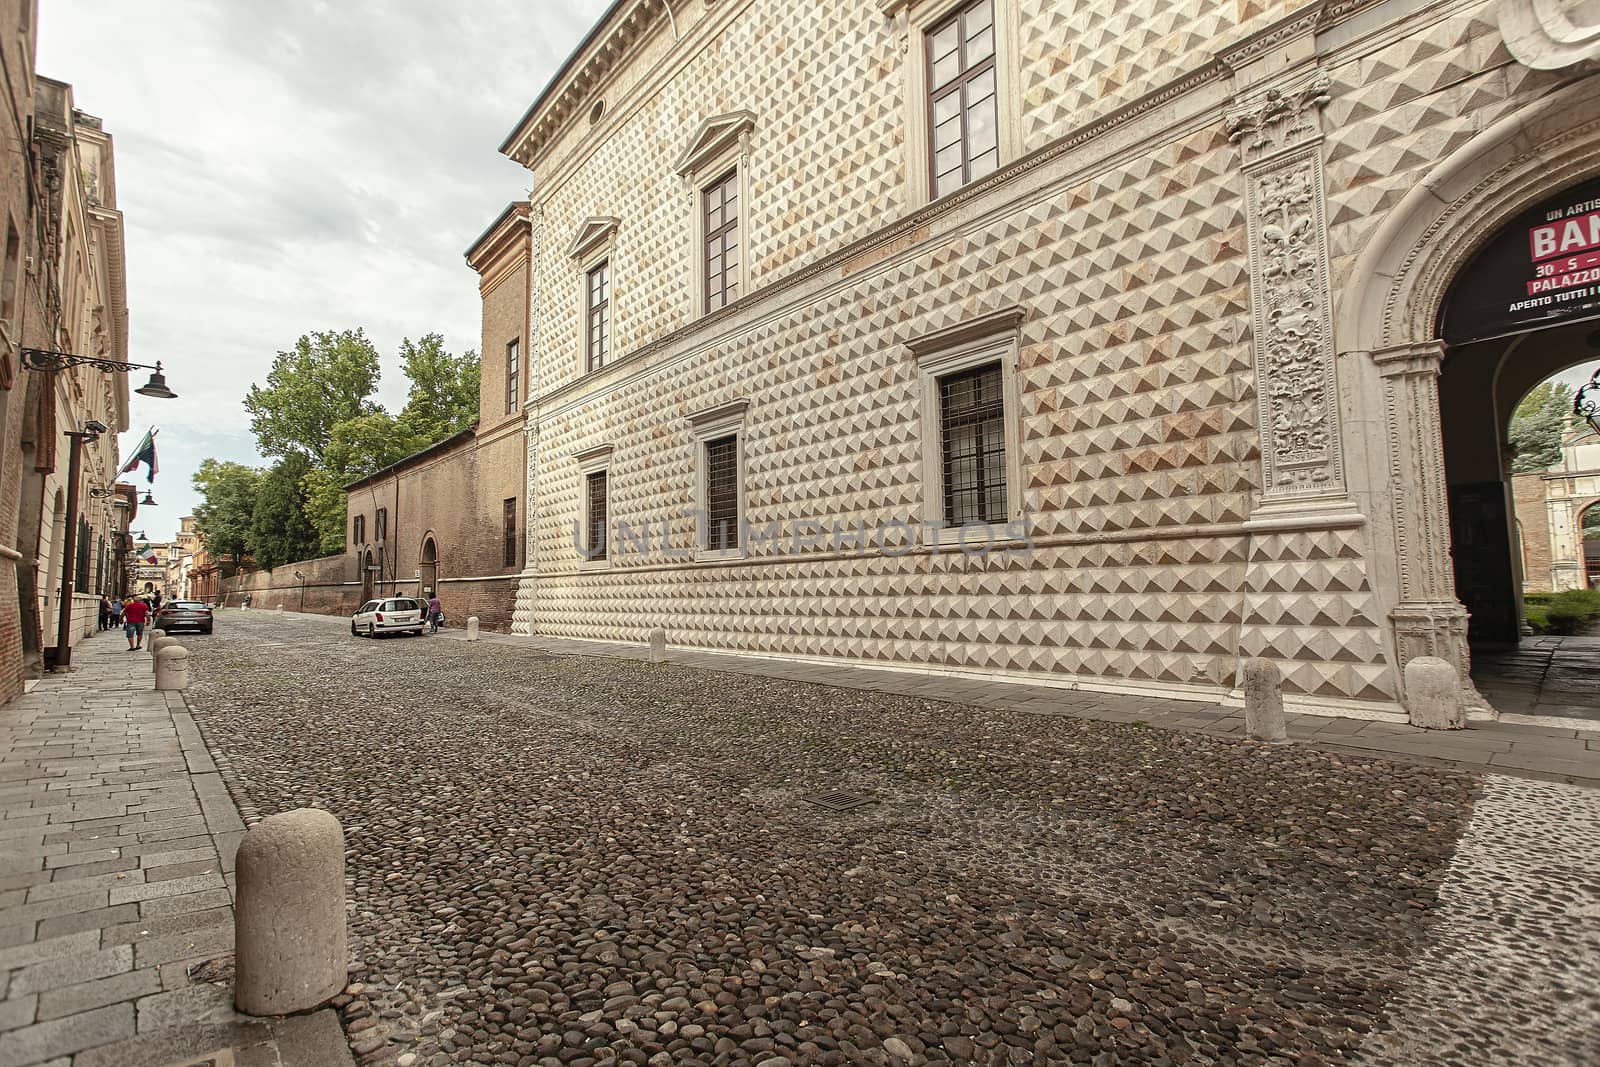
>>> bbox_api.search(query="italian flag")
[119,427,159,483]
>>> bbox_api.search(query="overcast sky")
[36,3,1600,543]
[39,0,610,536]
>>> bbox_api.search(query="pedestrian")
[426,591,442,633]
[151,590,163,612]
[98,595,111,631]
[122,595,149,651]
[110,596,123,626]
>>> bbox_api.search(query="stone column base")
[1391,601,1497,720]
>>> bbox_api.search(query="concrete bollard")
[235,808,347,1016]
[1405,656,1466,730]
[648,628,667,663]
[1242,658,1289,744]
[148,628,166,646]
[465,616,479,641]
[154,645,190,691]
[150,635,178,673]
[276,603,284,613]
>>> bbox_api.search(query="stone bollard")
[154,645,190,691]
[235,808,347,1016]
[276,603,284,613]
[1405,656,1466,730]
[466,616,479,641]
[648,628,667,663]
[150,635,178,673]
[148,628,166,646]
[1242,658,1289,744]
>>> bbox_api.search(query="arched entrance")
[43,489,65,624]
[361,549,375,603]
[1337,75,1600,714]
[419,536,438,602]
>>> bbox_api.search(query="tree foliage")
[1509,382,1574,474]
[243,329,381,461]
[192,459,259,564]
[396,333,479,442]
[249,454,321,571]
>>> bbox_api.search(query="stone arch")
[419,534,438,600]
[361,549,375,603]
[1332,74,1600,713]
[43,488,66,617]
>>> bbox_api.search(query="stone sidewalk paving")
[359,612,1600,786]
[0,631,352,1067]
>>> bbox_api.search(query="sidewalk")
[0,630,352,1066]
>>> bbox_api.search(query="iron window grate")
[502,498,517,569]
[805,790,878,813]
[586,470,608,560]
[704,434,739,550]
[939,362,1006,526]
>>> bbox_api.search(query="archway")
[43,489,65,627]
[1335,75,1600,712]
[1578,496,1600,587]
[419,536,438,603]
[361,549,375,603]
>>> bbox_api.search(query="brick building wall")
[1513,473,1551,594]
[221,552,360,616]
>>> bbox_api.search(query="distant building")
[1514,424,1600,593]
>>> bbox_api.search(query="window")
[503,498,517,570]
[1,220,19,328]
[353,514,365,546]
[375,508,388,544]
[586,261,610,371]
[505,339,520,413]
[909,308,1023,543]
[703,170,740,312]
[585,470,608,561]
[927,0,998,199]
[686,399,749,560]
[938,363,1006,525]
[704,435,740,551]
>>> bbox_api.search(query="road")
[175,609,1598,1066]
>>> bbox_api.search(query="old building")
[0,0,133,700]
[1514,422,1600,593]
[341,205,532,629]
[494,0,1600,722]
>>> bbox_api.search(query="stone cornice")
[1217,1,1327,73]
[565,216,620,262]
[905,307,1026,360]
[675,111,756,177]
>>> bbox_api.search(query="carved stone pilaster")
[1371,340,1493,718]
[1230,66,1346,504]
[513,204,546,637]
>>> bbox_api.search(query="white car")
[351,598,426,637]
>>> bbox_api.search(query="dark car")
[154,599,214,634]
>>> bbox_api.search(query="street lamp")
[1577,367,1600,437]
[139,491,157,506]
[19,346,177,670]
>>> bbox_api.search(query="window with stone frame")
[506,338,520,414]
[586,260,610,371]
[703,434,740,551]
[502,497,517,570]
[926,0,999,200]
[703,170,740,312]
[375,508,388,544]
[584,470,608,561]
[936,362,1007,525]
[353,514,365,546]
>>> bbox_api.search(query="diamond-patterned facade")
[496,0,1593,715]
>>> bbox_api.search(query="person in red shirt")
[122,597,150,650]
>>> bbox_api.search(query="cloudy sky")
[39,0,609,535]
[36,3,1600,541]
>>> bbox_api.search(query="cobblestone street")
[180,611,1600,1066]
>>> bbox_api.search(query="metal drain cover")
[805,790,878,812]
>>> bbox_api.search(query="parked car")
[153,600,214,634]
[351,598,426,637]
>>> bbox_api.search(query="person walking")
[98,596,112,631]
[426,592,443,633]
[122,596,149,651]
[110,596,124,626]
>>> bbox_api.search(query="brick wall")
[220,553,361,616]
[1512,474,1551,593]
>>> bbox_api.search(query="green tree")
[300,412,436,553]
[1509,382,1574,473]
[396,333,479,442]
[192,459,260,566]
[249,454,320,570]
[243,329,382,461]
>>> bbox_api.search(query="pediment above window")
[566,216,620,262]
[675,111,756,178]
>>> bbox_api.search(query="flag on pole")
[119,427,159,483]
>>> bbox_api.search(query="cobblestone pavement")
[0,631,352,1066]
[177,611,1596,1066]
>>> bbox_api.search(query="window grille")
[704,434,740,550]
[585,471,608,560]
[703,171,739,312]
[938,363,1006,526]
[926,0,998,199]
[503,498,518,569]
[375,508,387,544]
[587,261,610,371]
[353,515,365,546]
